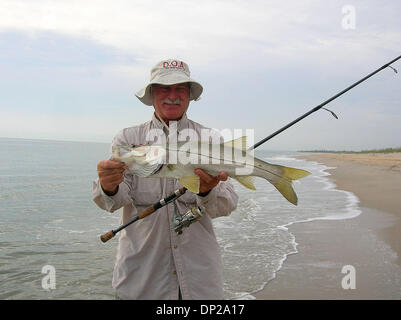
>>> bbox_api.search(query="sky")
[0,0,400,151]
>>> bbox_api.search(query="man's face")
[152,83,190,123]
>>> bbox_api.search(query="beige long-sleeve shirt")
[93,114,238,300]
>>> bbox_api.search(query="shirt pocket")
[132,177,163,206]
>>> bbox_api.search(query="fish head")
[113,144,166,177]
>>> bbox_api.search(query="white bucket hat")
[135,59,203,106]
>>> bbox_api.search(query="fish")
[111,136,310,205]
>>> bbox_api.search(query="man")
[93,59,238,300]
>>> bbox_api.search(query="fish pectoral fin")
[223,136,247,151]
[234,176,256,190]
[130,161,163,177]
[167,164,176,171]
[179,176,200,194]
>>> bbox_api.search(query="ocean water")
[0,138,361,299]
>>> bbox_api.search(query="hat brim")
[135,77,203,106]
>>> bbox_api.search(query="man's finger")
[218,171,228,181]
[194,169,214,184]
[98,160,126,170]
[101,175,124,188]
[98,167,126,175]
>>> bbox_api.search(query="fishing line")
[249,54,401,150]
[100,55,400,243]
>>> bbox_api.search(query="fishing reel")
[173,206,204,235]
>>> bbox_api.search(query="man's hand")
[97,160,127,195]
[194,169,228,195]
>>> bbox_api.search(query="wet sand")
[253,152,401,299]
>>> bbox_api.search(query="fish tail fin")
[273,166,310,205]
[254,158,310,205]
[273,178,299,205]
[282,166,310,180]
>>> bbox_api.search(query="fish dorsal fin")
[233,176,256,190]
[178,176,200,194]
[223,136,247,151]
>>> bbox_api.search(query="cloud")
[2,0,400,69]
[0,0,400,149]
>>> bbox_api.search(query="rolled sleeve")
[92,178,133,213]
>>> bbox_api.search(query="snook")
[111,137,310,205]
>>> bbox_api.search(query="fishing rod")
[100,55,400,243]
[100,187,188,242]
[250,54,401,150]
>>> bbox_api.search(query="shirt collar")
[151,113,189,132]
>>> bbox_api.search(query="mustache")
[162,99,181,105]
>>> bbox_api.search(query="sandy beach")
[253,152,401,299]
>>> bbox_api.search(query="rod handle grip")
[138,206,156,219]
[100,230,115,243]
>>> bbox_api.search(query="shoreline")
[253,152,401,299]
